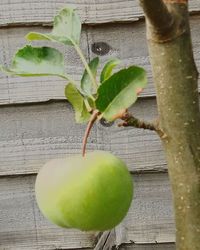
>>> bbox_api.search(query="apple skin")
[35,151,133,231]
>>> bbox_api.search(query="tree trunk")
[140,1,200,249]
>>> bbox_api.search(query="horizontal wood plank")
[0,17,200,105]
[0,26,88,105]
[0,173,174,249]
[0,99,167,176]
[117,174,175,244]
[0,0,199,26]
[119,243,175,249]
[0,175,95,250]
[88,16,200,98]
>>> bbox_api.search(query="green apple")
[35,151,133,231]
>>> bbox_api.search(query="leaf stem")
[72,41,98,91]
[84,98,93,113]
[82,110,100,157]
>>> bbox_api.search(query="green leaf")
[52,8,81,44]
[1,45,66,78]
[96,66,147,121]
[81,57,99,97]
[100,58,120,83]
[26,7,81,45]
[65,83,91,123]
[25,33,52,41]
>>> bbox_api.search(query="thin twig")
[82,110,100,157]
[118,112,166,138]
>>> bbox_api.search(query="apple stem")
[82,110,100,157]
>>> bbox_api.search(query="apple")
[35,151,133,231]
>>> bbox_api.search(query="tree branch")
[140,0,200,249]
[140,0,174,31]
[140,0,188,42]
[118,112,166,137]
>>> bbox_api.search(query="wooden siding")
[0,16,200,105]
[0,1,199,249]
[0,173,174,249]
[0,99,166,176]
[119,243,175,249]
[0,0,199,25]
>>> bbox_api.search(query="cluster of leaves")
[0,7,147,123]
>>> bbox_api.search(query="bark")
[139,1,200,249]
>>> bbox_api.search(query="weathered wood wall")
[0,1,200,249]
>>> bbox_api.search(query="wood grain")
[0,26,88,105]
[0,0,199,26]
[87,16,200,98]
[0,173,174,249]
[117,174,175,244]
[119,243,175,249]
[0,17,200,105]
[0,99,168,176]
[0,175,95,250]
